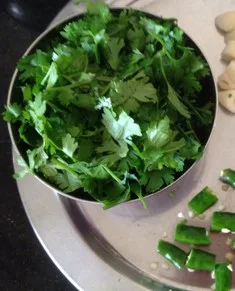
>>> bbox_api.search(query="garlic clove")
[219,90,235,113]
[218,72,235,90]
[225,30,235,43]
[215,11,235,32]
[218,61,235,90]
[222,41,235,63]
[225,60,235,83]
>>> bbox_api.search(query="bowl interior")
[8,9,217,203]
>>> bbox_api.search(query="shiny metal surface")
[13,0,235,290]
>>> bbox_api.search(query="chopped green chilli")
[211,212,235,232]
[186,248,216,271]
[215,263,232,291]
[157,240,187,269]
[220,168,235,188]
[188,187,218,214]
[174,223,210,245]
[2,0,214,208]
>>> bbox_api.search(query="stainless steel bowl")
[7,9,218,205]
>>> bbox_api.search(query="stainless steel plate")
[13,0,235,290]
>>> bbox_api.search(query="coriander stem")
[96,75,113,82]
[101,82,112,96]
[186,120,200,142]
[47,80,88,91]
[53,158,78,176]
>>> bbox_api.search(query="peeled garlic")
[222,41,235,63]
[218,60,235,90]
[215,11,235,32]
[219,90,235,113]
[218,72,235,90]
[225,30,235,43]
[225,60,235,82]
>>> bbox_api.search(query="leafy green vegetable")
[107,37,125,70]
[3,1,214,208]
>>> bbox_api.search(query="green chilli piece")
[188,186,218,214]
[157,240,187,269]
[220,168,235,188]
[211,212,235,232]
[186,248,216,271]
[174,223,211,245]
[215,263,232,291]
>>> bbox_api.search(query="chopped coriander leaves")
[3,2,214,208]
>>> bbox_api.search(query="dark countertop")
[0,5,77,291]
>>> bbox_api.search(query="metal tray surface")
[13,0,235,290]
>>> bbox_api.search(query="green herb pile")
[3,2,214,208]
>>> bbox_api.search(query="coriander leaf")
[102,108,142,142]
[163,138,185,153]
[130,49,144,64]
[191,55,210,78]
[157,152,185,172]
[127,26,146,51]
[62,133,78,158]
[28,93,46,133]
[139,17,166,48]
[97,138,127,165]
[140,17,166,35]
[41,62,58,89]
[193,102,214,126]
[145,116,172,149]
[166,82,190,118]
[145,168,175,193]
[95,97,112,110]
[143,148,164,171]
[2,103,22,122]
[169,26,183,43]
[17,49,51,82]
[21,85,32,101]
[54,48,88,74]
[28,146,48,170]
[179,137,201,158]
[160,168,175,184]
[68,126,80,137]
[99,109,142,165]
[60,20,88,44]
[102,182,130,209]
[13,147,45,180]
[146,170,164,193]
[40,163,58,179]
[13,155,32,179]
[70,162,110,180]
[28,93,46,117]
[121,171,138,184]
[161,49,209,97]
[56,89,74,107]
[130,181,147,208]
[107,37,125,70]
[110,71,158,112]
[80,0,111,23]
[54,171,82,192]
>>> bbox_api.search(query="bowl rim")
[7,7,219,206]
